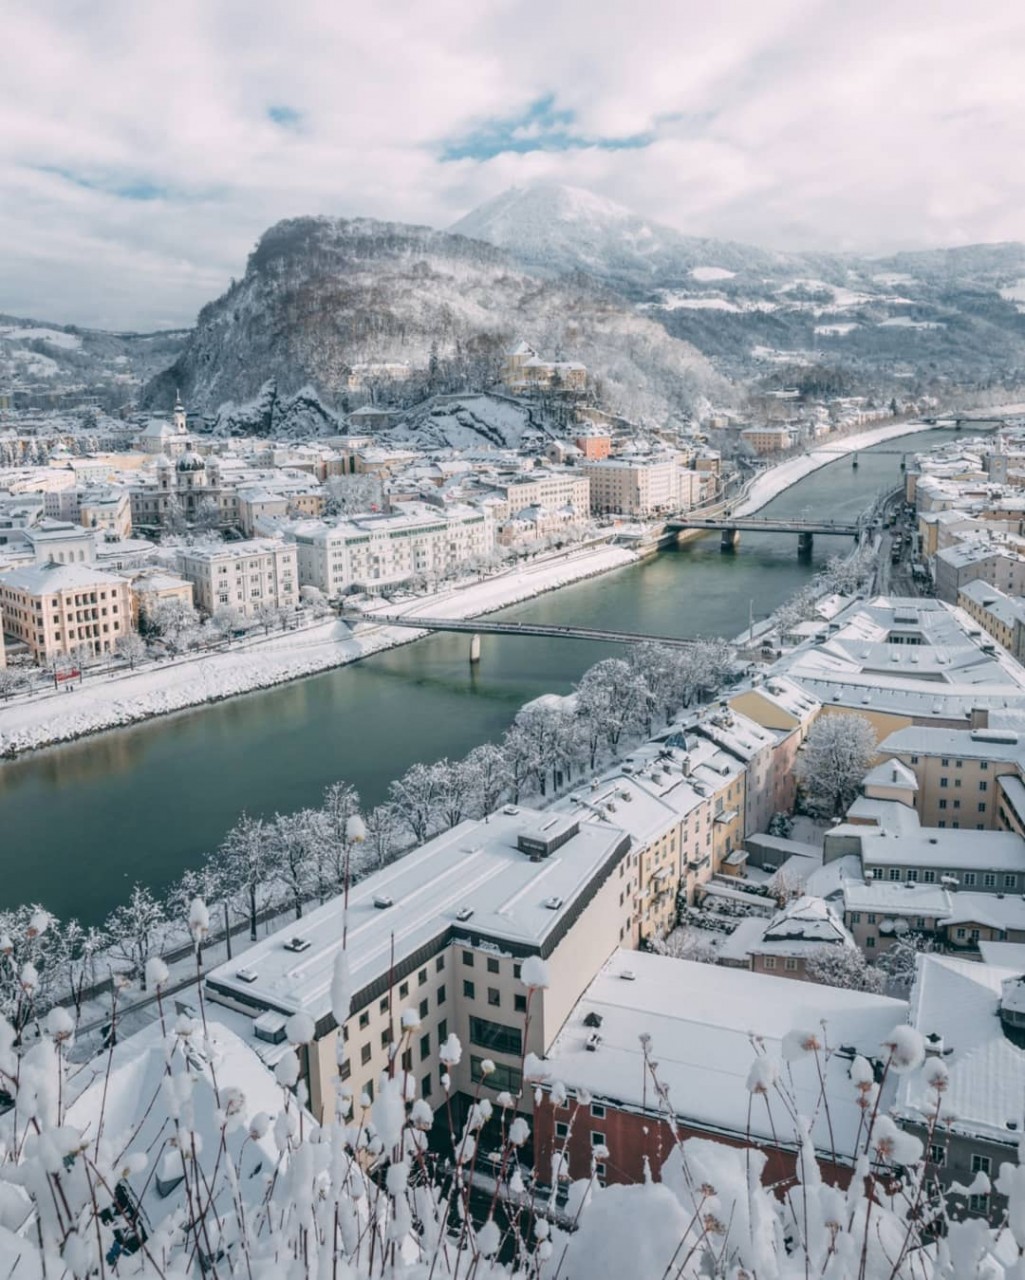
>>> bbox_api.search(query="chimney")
[970,707,989,730]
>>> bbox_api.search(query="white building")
[580,457,682,517]
[176,538,299,619]
[293,504,493,596]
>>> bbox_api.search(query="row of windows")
[877,868,1018,888]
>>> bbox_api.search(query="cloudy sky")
[4,0,1025,330]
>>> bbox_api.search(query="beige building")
[502,341,586,393]
[293,505,493,596]
[957,580,1025,662]
[177,538,299,619]
[740,426,793,455]
[207,806,635,1123]
[126,569,196,626]
[493,470,590,520]
[580,457,680,517]
[0,560,133,663]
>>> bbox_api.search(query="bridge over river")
[666,514,864,555]
[341,610,699,661]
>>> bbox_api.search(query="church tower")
[173,390,188,437]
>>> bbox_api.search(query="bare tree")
[461,743,510,819]
[389,763,443,844]
[115,632,148,670]
[806,944,885,993]
[364,803,402,868]
[215,813,273,942]
[268,810,323,920]
[105,884,167,991]
[796,713,878,817]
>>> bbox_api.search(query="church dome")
[177,449,206,472]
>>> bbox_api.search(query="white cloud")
[2,0,1025,328]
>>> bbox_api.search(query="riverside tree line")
[0,637,735,1026]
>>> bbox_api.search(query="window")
[929,1144,946,1166]
[980,781,988,792]
[981,761,989,770]
[964,873,977,887]
[463,980,475,999]
[866,937,876,948]
[438,1018,447,1043]
[888,869,901,881]
[418,968,428,986]
[591,1103,606,1119]
[437,985,446,1006]
[422,1073,432,1099]
[401,1048,413,1072]
[379,997,389,1014]
[910,755,919,764]
[469,1017,523,1057]
[956,759,963,769]
[1005,875,1017,888]
[514,994,527,1013]
[849,911,861,924]
[436,956,445,973]
[361,1044,371,1065]
[359,1011,369,1029]
[867,913,877,924]
[941,758,950,768]
[939,799,948,810]
[940,777,949,788]
[984,873,996,888]
[969,1194,989,1215]
[555,1122,569,1140]
[462,950,474,967]
[419,998,429,1019]
[470,1056,522,1092]
[487,957,500,974]
[907,869,919,882]
[381,1029,392,1048]
[420,1034,430,1061]
[399,982,409,998]
[784,958,798,971]
[340,1060,351,1080]
[513,963,522,980]
[956,928,966,940]
[488,988,501,1007]
[763,957,777,970]
[594,1162,607,1184]
[591,1131,606,1148]
[364,1079,374,1103]
[979,803,987,813]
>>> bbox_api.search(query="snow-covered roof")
[843,881,952,917]
[879,724,1025,764]
[862,759,918,792]
[60,1019,303,1235]
[543,949,906,1162]
[206,807,629,1023]
[860,827,1025,875]
[0,560,126,595]
[716,895,854,960]
[898,955,1025,1144]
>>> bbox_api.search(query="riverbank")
[0,416,941,760]
[0,542,637,758]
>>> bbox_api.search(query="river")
[0,429,955,924]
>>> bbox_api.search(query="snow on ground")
[0,325,82,349]
[814,322,859,336]
[690,266,735,282]
[878,317,945,330]
[0,543,637,757]
[736,418,940,517]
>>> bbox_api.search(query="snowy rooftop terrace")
[206,807,629,1024]
[541,949,906,1162]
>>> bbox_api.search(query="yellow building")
[0,560,134,663]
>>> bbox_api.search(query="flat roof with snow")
[541,949,906,1162]
[206,807,629,1024]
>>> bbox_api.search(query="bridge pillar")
[720,528,739,552]
[798,531,814,559]
[469,633,481,665]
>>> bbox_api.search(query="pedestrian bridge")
[339,610,699,659]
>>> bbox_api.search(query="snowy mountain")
[450,184,795,290]
[143,215,730,427]
[453,185,1025,389]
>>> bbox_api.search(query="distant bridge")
[340,611,698,661]
[666,514,863,555]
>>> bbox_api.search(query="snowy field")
[0,543,637,757]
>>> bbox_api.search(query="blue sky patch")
[440,94,652,161]
[38,166,167,200]
[267,104,303,128]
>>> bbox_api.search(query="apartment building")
[580,457,680,517]
[292,505,493,596]
[493,471,590,519]
[534,950,906,1188]
[729,676,821,817]
[206,806,635,1123]
[0,560,133,662]
[502,341,587,393]
[177,538,299,619]
[875,724,1024,831]
[740,425,793,455]
[957,580,1025,661]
